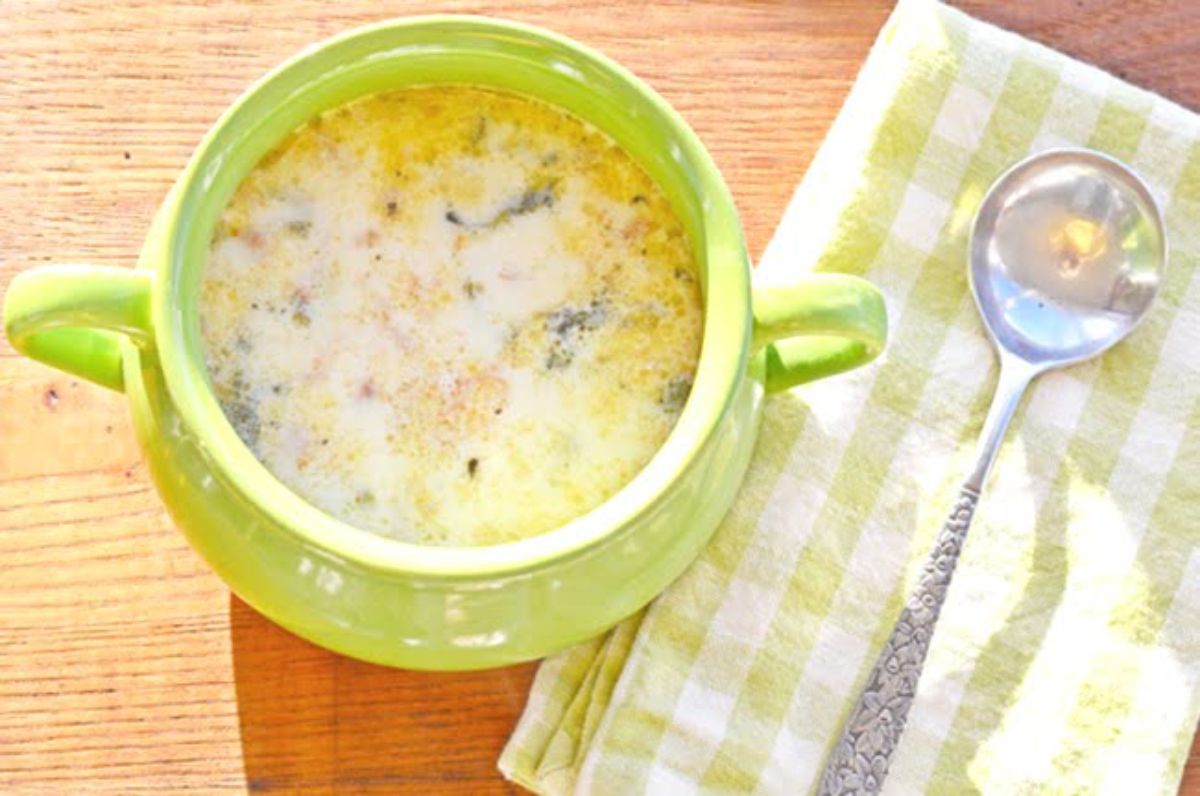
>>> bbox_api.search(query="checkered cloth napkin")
[500,0,1200,792]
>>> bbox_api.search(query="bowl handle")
[3,265,154,392]
[751,273,887,393]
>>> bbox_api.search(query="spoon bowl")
[970,148,1166,367]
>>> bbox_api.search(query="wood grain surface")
[2,1,1198,792]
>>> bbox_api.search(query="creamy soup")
[200,86,702,546]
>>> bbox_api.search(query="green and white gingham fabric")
[500,0,1200,792]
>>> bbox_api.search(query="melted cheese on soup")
[200,86,702,546]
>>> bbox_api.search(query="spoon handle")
[817,486,978,796]
[816,357,1036,795]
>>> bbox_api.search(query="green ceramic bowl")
[3,17,886,670]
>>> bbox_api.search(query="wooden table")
[2,1,1197,792]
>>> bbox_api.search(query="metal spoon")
[818,148,1167,796]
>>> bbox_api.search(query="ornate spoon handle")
[817,486,979,796]
[816,356,1036,795]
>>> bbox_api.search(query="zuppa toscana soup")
[199,86,702,546]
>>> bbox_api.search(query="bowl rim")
[151,14,751,580]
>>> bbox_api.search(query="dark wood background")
[2,1,1197,792]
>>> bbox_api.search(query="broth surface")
[200,86,702,546]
